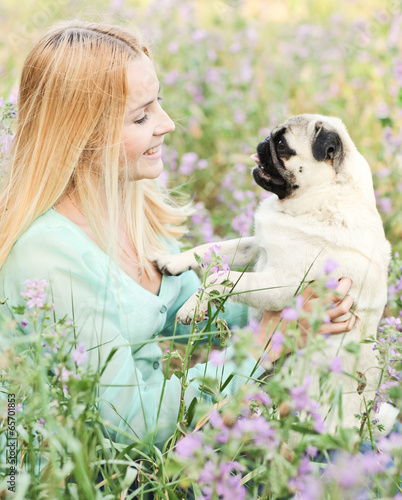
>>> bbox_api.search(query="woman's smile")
[143,144,162,158]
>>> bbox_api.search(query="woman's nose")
[155,108,175,135]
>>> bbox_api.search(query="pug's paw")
[154,254,190,276]
[176,296,208,325]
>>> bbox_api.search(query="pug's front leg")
[176,268,299,324]
[154,237,257,277]
[176,271,234,324]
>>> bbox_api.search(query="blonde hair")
[0,19,191,278]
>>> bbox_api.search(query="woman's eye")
[134,115,149,125]
[133,97,163,125]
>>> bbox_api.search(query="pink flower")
[208,350,225,367]
[329,356,342,373]
[72,343,87,366]
[326,277,339,289]
[271,331,284,351]
[281,307,299,321]
[38,418,45,425]
[175,432,203,458]
[60,366,71,382]
[20,278,48,309]
[323,258,339,274]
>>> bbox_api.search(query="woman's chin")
[128,159,164,182]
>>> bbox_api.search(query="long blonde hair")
[0,19,191,278]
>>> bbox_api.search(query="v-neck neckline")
[46,208,165,298]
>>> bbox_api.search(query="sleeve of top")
[1,226,263,449]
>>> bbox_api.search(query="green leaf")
[378,116,393,128]
[398,87,402,107]
[220,373,234,392]
[220,280,234,287]
[194,252,202,265]
[185,397,198,426]
[343,341,360,355]
[173,370,184,379]
[0,297,9,305]
[11,304,25,315]
[198,384,215,396]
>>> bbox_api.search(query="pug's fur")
[155,114,398,436]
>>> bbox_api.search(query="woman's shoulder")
[5,208,105,277]
[16,208,84,244]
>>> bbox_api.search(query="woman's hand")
[255,277,356,362]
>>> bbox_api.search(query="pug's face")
[252,114,345,200]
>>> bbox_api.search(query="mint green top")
[0,208,263,447]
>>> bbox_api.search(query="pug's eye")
[277,138,286,152]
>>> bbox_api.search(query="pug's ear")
[312,121,344,172]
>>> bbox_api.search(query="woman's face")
[120,54,175,181]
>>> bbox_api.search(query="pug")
[155,114,398,436]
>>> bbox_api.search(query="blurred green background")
[1,0,401,249]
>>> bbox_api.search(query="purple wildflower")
[60,366,71,382]
[9,94,18,105]
[281,306,299,321]
[246,391,272,406]
[20,318,28,328]
[323,258,339,274]
[199,461,247,500]
[329,356,342,373]
[20,278,48,308]
[385,316,401,327]
[326,276,339,289]
[306,445,318,457]
[290,384,310,410]
[72,343,87,366]
[208,350,225,367]
[386,364,399,379]
[175,432,203,458]
[179,152,199,175]
[271,331,284,351]
[38,418,45,425]
[247,318,260,334]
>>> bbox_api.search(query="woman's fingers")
[333,277,352,297]
[318,313,356,334]
[326,293,354,320]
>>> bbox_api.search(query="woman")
[0,20,354,448]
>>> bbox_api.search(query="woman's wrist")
[253,311,289,363]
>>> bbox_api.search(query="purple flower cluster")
[281,294,304,321]
[373,380,399,413]
[208,410,279,448]
[72,343,87,366]
[198,460,246,500]
[325,449,391,489]
[323,258,339,289]
[20,278,48,308]
[289,376,326,433]
[289,456,322,500]
[201,244,230,276]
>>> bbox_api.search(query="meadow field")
[0,0,401,498]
